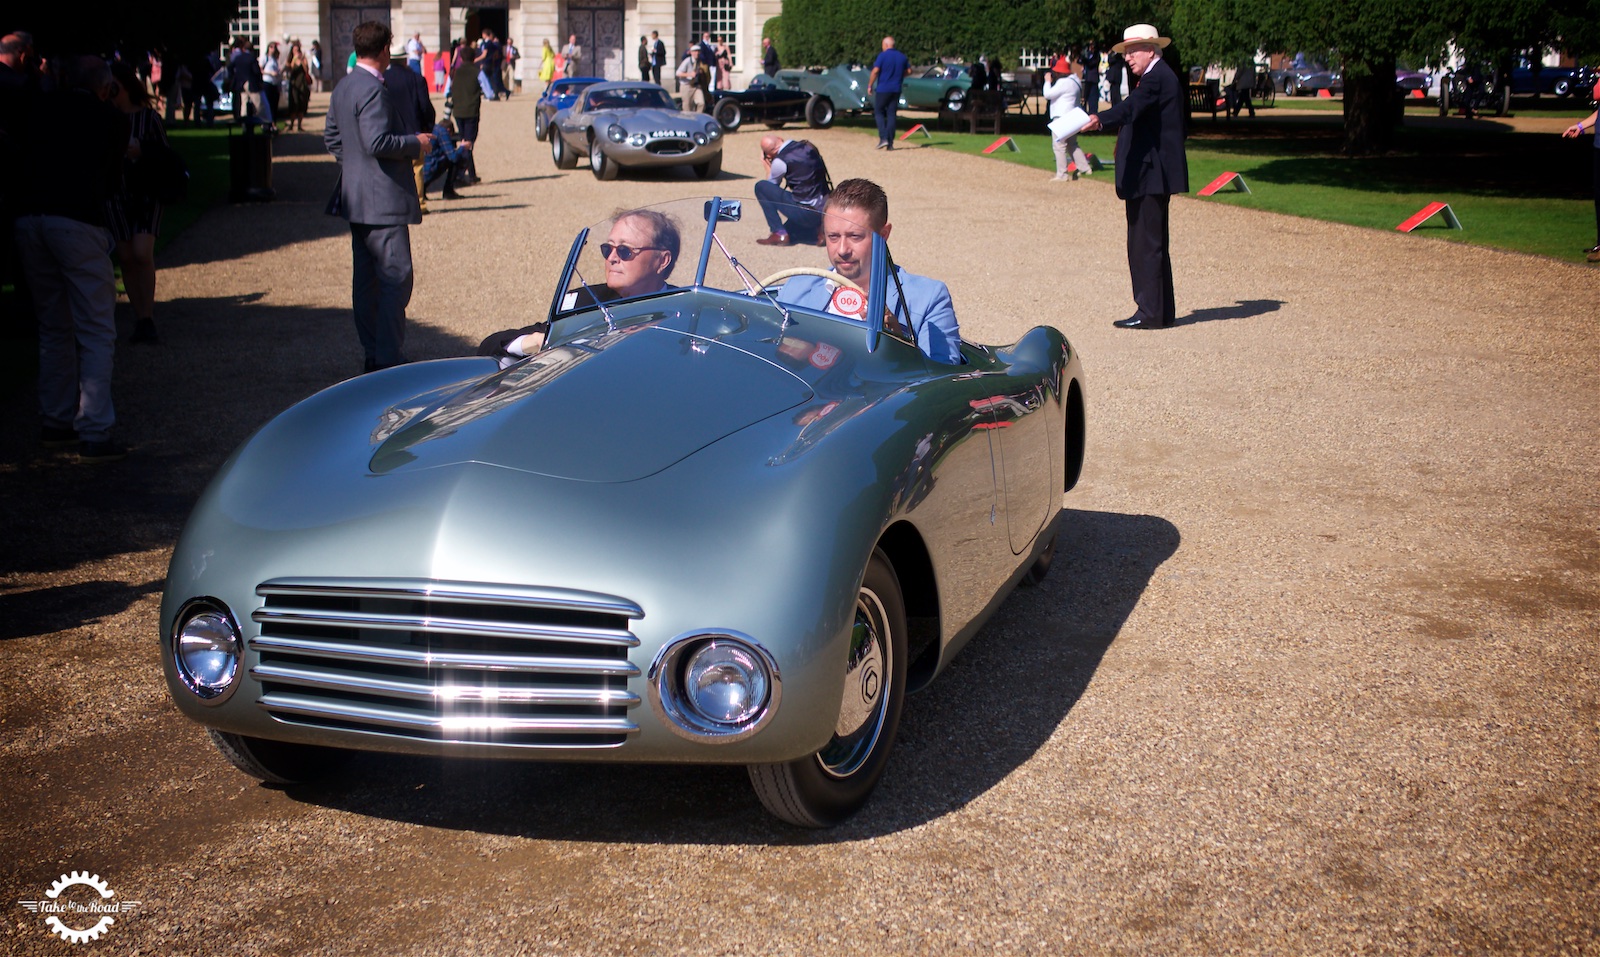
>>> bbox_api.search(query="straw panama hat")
[1112,24,1171,54]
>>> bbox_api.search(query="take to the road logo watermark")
[18,872,140,944]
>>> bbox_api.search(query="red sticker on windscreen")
[830,287,865,318]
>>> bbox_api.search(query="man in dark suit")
[325,21,433,373]
[383,54,435,212]
[1082,23,1188,330]
[650,32,667,85]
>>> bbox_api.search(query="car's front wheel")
[806,94,835,128]
[713,98,742,131]
[943,87,968,112]
[590,136,618,180]
[1554,78,1571,97]
[748,548,907,827]
[207,730,340,785]
[1285,78,1299,96]
[693,151,722,179]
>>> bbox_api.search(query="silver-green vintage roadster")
[161,197,1087,827]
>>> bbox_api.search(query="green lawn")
[160,125,235,253]
[896,112,1596,263]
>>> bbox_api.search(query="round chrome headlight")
[607,124,626,143]
[649,632,781,742]
[629,133,646,147]
[693,132,707,145]
[171,600,242,703]
[706,126,721,140]
[685,642,768,724]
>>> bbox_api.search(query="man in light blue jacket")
[777,178,963,364]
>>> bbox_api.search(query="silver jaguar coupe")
[548,81,724,181]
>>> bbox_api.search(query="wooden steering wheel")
[756,267,865,296]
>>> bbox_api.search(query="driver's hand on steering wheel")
[883,311,905,337]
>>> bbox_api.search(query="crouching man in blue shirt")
[777,178,963,364]
[422,118,472,201]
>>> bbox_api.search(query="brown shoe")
[756,232,792,246]
[1587,245,1600,262]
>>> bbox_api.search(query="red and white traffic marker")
[1396,201,1462,232]
[982,136,1019,154]
[1197,171,1251,196]
[899,124,930,141]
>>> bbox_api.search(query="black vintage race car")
[710,75,835,133]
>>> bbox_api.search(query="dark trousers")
[873,90,899,145]
[1082,71,1099,111]
[1124,193,1176,326]
[350,223,413,367]
[754,179,822,242]
[456,117,481,180]
[651,65,662,85]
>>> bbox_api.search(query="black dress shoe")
[1113,315,1149,329]
[442,189,463,200]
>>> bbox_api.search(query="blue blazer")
[1095,57,1189,200]
[323,67,424,226]
[780,266,963,364]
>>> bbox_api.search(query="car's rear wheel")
[943,87,968,112]
[748,548,906,827]
[806,94,835,128]
[693,151,722,179]
[589,135,618,180]
[535,109,548,140]
[551,130,577,169]
[1019,531,1057,587]
[207,730,340,786]
[713,98,742,130]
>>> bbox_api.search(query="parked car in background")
[548,81,723,180]
[710,74,836,132]
[1509,59,1594,97]
[1275,62,1342,96]
[899,63,974,111]
[1395,64,1430,93]
[534,76,604,140]
[158,196,1089,829]
[773,64,870,113]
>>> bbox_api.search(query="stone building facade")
[238,0,782,89]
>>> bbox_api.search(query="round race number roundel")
[831,287,866,319]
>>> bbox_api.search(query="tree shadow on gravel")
[0,294,477,608]
[0,580,164,641]
[158,133,347,269]
[282,509,1181,844]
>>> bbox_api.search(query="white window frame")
[690,0,738,69]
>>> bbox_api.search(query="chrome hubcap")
[818,587,890,779]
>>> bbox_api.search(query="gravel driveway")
[2,93,1596,955]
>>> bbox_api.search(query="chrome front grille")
[646,139,694,156]
[250,578,643,748]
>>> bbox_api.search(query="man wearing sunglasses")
[477,209,680,365]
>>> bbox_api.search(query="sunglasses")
[599,243,663,261]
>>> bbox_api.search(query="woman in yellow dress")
[539,39,556,93]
